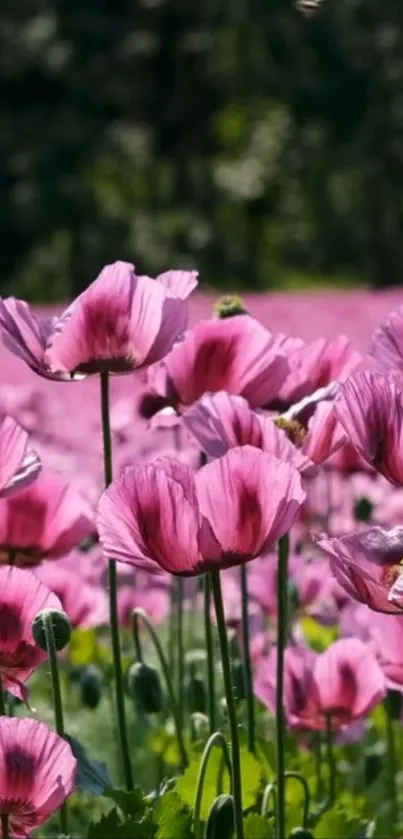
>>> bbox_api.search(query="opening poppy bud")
[288,829,314,839]
[204,794,235,839]
[80,665,103,709]
[127,661,165,714]
[354,495,374,523]
[213,294,248,319]
[32,608,72,652]
[190,712,210,741]
[186,670,207,714]
[384,689,402,721]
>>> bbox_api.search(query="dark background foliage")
[1,0,402,299]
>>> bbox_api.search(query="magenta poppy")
[0,417,40,497]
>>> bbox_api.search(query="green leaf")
[87,809,122,838]
[69,628,97,666]
[66,734,112,795]
[243,812,273,838]
[104,787,147,817]
[314,806,369,839]
[299,617,338,653]
[153,790,192,839]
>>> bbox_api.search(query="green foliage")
[243,812,273,838]
[153,790,193,839]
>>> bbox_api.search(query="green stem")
[325,715,336,809]
[204,574,216,733]
[100,370,133,791]
[275,533,289,839]
[284,772,310,828]
[43,612,68,836]
[313,734,324,800]
[261,782,277,833]
[385,709,398,832]
[239,563,255,754]
[132,608,188,770]
[210,570,244,839]
[193,732,232,839]
[176,578,185,728]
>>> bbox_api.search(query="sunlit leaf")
[243,812,273,838]
[69,628,97,667]
[153,790,192,839]
[299,617,338,653]
[104,787,147,817]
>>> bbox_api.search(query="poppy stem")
[239,563,255,754]
[131,608,188,770]
[176,578,185,729]
[100,371,133,792]
[385,706,398,831]
[204,573,216,733]
[275,532,289,839]
[1,814,9,839]
[325,715,336,808]
[193,731,232,839]
[210,569,244,839]
[42,611,68,836]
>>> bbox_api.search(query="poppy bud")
[354,495,374,523]
[127,662,164,714]
[289,829,314,839]
[204,794,235,839]
[32,608,72,652]
[214,295,248,319]
[190,712,210,741]
[80,665,103,709]
[186,672,207,714]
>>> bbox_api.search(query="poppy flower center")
[273,418,307,447]
[0,797,38,833]
[381,561,403,589]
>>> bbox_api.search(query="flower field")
[1,267,403,838]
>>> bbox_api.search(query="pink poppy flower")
[97,446,305,575]
[45,261,192,377]
[280,335,362,405]
[334,371,403,484]
[368,305,403,375]
[0,565,61,699]
[367,613,403,691]
[34,564,108,629]
[255,639,385,731]
[314,526,403,614]
[182,391,315,475]
[0,262,194,380]
[0,469,94,567]
[0,417,41,497]
[301,401,347,465]
[146,316,294,412]
[0,716,77,837]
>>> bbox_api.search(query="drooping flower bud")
[186,671,207,714]
[213,294,248,319]
[204,794,235,839]
[80,665,103,709]
[32,608,72,652]
[289,829,314,839]
[127,662,165,714]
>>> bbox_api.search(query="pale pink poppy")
[34,564,107,629]
[97,446,305,575]
[255,639,385,731]
[0,469,94,567]
[367,613,403,691]
[301,401,347,465]
[146,316,294,411]
[0,565,61,699]
[314,526,403,614]
[0,716,77,837]
[0,417,41,497]
[0,262,195,380]
[368,305,403,375]
[280,335,362,405]
[182,391,315,475]
[334,371,403,485]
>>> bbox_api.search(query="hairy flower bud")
[32,608,72,652]
[127,662,165,714]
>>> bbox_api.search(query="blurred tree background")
[1,0,403,299]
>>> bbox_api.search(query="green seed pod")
[186,672,207,713]
[204,794,235,839]
[354,495,374,523]
[80,665,103,709]
[127,662,164,714]
[213,294,248,319]
[32,608,72,652]
[288,829,314,839]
